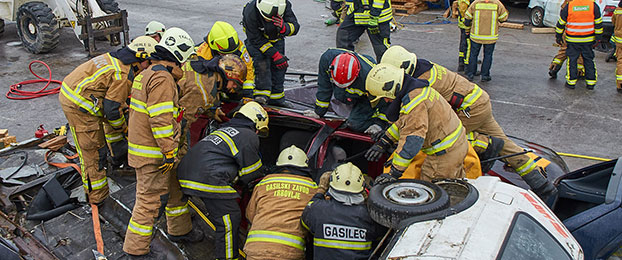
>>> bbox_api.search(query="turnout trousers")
[200,197,241,260]
[616,45,622,90]
[550,40,584,76]
[421,132,468,181]
[336,13,391,61]
[566,42,597,87]
[123,165,192,255]
[467,42,495,78]
[459,29,471,66]
[246,39,287,104]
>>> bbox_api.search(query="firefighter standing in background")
[123,28,203,257]
[303,48,389,134]
[145,21,166,42]
[336,0,393,61]
[380,46,558,203]
[612,1,622,93]
[548,0,585,79]
[365,64,469,184]
[243,0,300,106]
[244,145,318,260]
[59,36,157,205]
[177,102,268,260]
[555,0,602,89]
[457,0,471,72]
[302,163,384,259]
[196,21,256,97]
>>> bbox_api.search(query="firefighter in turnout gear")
[59,36,157,204]
[243,0,300,106]
[336,0,394,61]
[457,0,471,72]
[364,64,469,184]
[555,0,602,89]
[244,145,318,260]
[612,1,622,93]
[123,28,203,256]
[464,0,508,81]
[145,21,166,42]
[549,0,585,79]
[196,21,256,97]
[303,48,389,133]
[177,101,268,260]
[379,45,558,203]
[301,163,384,259]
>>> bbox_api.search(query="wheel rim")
[383,182,436,205]
[532,10,543,25]
[21,15,37,41]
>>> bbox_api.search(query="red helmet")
[330,53,361,88]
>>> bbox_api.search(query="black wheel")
[16,2,60,54]
[367,179,450,228]
[0,19,4,37]
[97,0,120,13]
[530,7,545,27]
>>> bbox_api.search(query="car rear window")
[497,212,572,260]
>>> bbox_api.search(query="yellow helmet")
[157,27,195,63]
[145,21,166,38]
[276,145,308,167]
[365,64,404,105]
[128,36,158,59]
[234,101,269,137]
[206,21,240,54]
[380,45,417,76]
[330,162,364,193]
[219,54,247,87]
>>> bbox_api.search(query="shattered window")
[497,212,571,260]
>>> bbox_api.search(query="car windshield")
[497,212,571,260]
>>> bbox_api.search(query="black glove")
[371,127,387,142]
[373,167,403,186]
[522,168,558,208]
[556,34,563,45]
[364,135,392,162]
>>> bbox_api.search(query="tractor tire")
[16,2,60,54]
[97,0,120,13]
[0,19,4,37]
[368,179,450,228]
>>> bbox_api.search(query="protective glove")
[364,135,392,162]
[555,34,563,45]
[371,127,386,142]
[273,15,292,35]
[303,109,320,118]
[521,168,558,208]
[368,16,380,34]
[214,108,226,122]
[271,52,289,70]
[159,150,176,174]
[373,166,403,186]
[364,124,382,135]
[317,171,332,194]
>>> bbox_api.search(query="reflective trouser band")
[83,176,107,190]
[270,92,284,99]
[239,159,262,176]
[613,36,622,43]
[246,230,305,250]
[516,158,537,176]
[223,214,234,259]
[616,74,622,81]
[257,176,318,189]
[243,81,255,90]
[313,238,372,250]
[315,99,329,108]
[105,132,124,143]
[254,90,270,97]
[61,82,102,117]
[458,84,483,111]
[128,142,164,159]
[179,179,237,194]
[69,126,87,180]
[128,218,153,236]
[165,202,190,217]
[421,123,463,155]
[108,115,125,128]
[553,58,562,65]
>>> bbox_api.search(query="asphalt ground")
[1,0,620,171]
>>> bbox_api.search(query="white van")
[528,0,619,38]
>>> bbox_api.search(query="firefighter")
[364,64,469,183]
[177,102,268,260]
[335,0,393,61]
[145,21,166,42]
[302,49,389,134]
[549,0,585,79]
[464,0,508,82]
[242,0,300,106]
[457,0,471,72]
[555,0,602,89]
[379,45,558,202]
[123,28,203,257]
[59,36,157,204]
[612,1,622,93]
[244,145,317,260]
[301,162,384,259]
[196,21,256,97]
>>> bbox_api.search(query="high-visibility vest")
[567,0,595,36]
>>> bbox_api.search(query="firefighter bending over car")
[196,21,256,97]
[303,48,389,134]
[302,163,384,259]
[177,102,268,260]
[122,28,203,257]
[244,145,317,260]
[243,0,300,107]
[59,36,157,205]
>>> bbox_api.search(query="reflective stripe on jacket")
[555,0,602,43]
[465,0,508,44]
[345,0,393,24]
[612,8,622,44]
[458,0,471,29]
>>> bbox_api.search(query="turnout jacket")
[127,60,183,168]
[177,118,265,199]
[383,76,465,172]
[242,0,300,58]
[465,0,508,44]
[244,169,318,259]
[556,0,602,43]
[457,0,471,30]
[196,40,256,92]
[345,0,393,25]
[613,7,622,45]
[60,52,136,132]
[301,192,382,260]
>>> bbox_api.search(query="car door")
[543,0,564,27]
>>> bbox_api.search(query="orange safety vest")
[567,0,595,36]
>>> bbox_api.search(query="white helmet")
[157,27,195,63]
[380,45,418,76]
[276,145,308,167]
[256,0,287,21]
[145,21,166,38]
[330,162,364,194]
[366,64,404,104]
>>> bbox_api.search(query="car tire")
[0,19,4,37]
[530,7,545,27]
[16,2,60,54]
[368,179,450,228]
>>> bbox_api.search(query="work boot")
[269,99,294,108]
[548,64,561,79]
[254,96,268,105]
[618,88,622,94]
[521,168,558,208]
[466,74,474,81]
[586,84,595,90]
[481,76,491,82]
[479,136,504,173]
[457,63,465,72]
[565,83,575,89]
[168,228,204,243]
